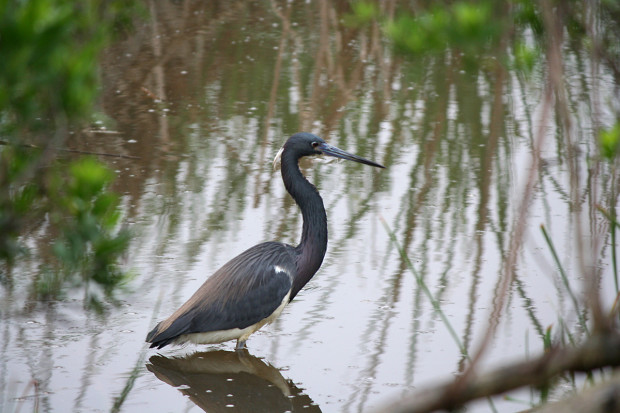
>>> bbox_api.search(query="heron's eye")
[312,142,320,149]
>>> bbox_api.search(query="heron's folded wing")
[146,242,295,347]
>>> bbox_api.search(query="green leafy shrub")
[600,122,620,160]
[0,0,140,308]
[34,158,131,308]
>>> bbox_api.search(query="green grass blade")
[540,225,588,334]
[381,217,468,358]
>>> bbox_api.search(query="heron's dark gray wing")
[146,242,295,348]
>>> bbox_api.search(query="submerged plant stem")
[596,205,619,292]
[540,224,589,334]
[381,217,468,358]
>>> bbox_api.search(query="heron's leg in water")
[235,339,247,351]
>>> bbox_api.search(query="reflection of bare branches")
[254,1,292,207]
[545,1,606,330]
[289,0,396,137]
[148,0,170,144]
[306,0,329,131]
[461,62,552,392]
[458,41,512,376]
[459,51,506,371]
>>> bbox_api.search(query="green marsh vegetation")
[0,0,140,309]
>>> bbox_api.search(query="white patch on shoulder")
[274,265,290,275]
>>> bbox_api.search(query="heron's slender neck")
[281,152,328,300]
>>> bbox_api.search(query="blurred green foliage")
[0,0,140,309]
[513,42,539,75]
[600,122,620,161]
[385,2,501,60]
[343,2,380,27]
[39,158,131,309]
[0,0,137,131]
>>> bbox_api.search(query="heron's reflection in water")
[147,350,321,412]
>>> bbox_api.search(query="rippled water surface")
[1,1,617,412]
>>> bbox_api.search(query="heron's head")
[273,132,385,169]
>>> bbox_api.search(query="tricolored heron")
[146,132,384,350]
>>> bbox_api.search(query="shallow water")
[1,1,618,412]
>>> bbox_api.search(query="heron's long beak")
[318,143,385,169]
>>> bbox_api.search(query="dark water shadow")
[146,350,321,412]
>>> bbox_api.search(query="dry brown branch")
[376,331,620,413]
[528,373,620,413]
